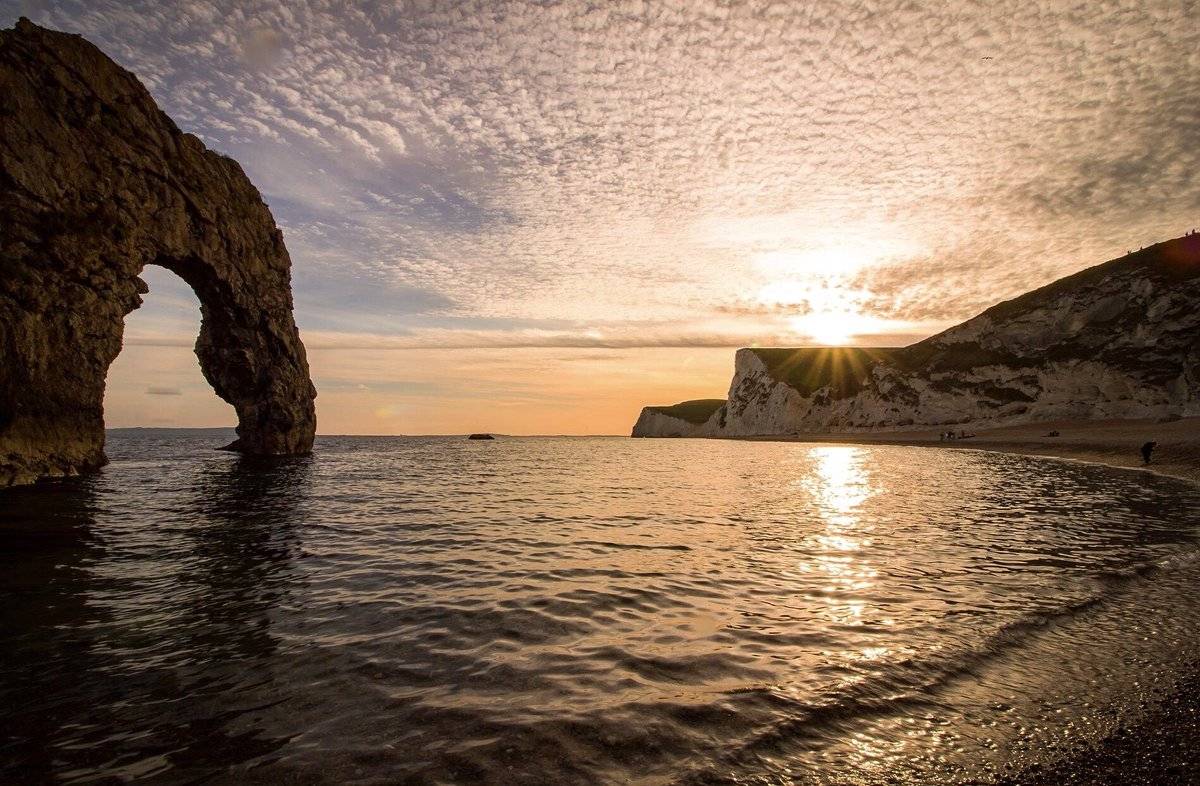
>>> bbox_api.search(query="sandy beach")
[741,416,1200,486]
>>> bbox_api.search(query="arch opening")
[104,266,237,432]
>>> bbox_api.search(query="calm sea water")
[3,432,1200,784]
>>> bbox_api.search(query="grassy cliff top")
[746,347,905,397]
[911,234,1200,350]
[644,399,725,424]
[746,344,1034,394]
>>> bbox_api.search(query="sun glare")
[754,241,916,346]
[788,311,895,346]
[760,273,882,346]
[790,313,855,346]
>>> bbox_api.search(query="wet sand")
[745,416,1200,486]
[964,423,1200,786]
[988,658,1200,786]
[742,417,1200,785]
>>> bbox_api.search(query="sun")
[789,312,856,346]
[791,310,898,345]
[754,243,918,346]
[760,280,879,346]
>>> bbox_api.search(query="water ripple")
[2,435,1199,784]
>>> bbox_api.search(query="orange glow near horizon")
[104,343,740,435]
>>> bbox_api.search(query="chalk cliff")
[0,19,316,486]
[633,236,1200,437]
[630,400,725,437]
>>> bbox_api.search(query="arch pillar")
[1,19,316,486]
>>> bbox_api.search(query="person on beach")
[1141,441,1157,464]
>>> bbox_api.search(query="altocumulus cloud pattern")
[8,0,1199,350]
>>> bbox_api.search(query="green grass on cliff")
[695,236,1200,406]
[747,347,905,397]
[646,399,725,424]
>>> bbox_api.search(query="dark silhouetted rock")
[0,19,316,486]
[468,433,495,440]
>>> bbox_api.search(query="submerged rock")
[0,19,317,486]
[633,236,1200,437]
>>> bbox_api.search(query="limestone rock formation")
[1,19,316,486]
[633,235,1200,437]
[630,400,725,437]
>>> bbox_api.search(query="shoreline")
[989,658,1200,786]
[722,416,1200,487]
[737,416,1200,784]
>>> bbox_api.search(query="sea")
[3,430,1200,784]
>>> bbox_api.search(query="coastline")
[728,416,1200,487]
[988,658,1200,786]
[736,416,1200,785]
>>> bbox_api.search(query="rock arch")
[1,19,316,486]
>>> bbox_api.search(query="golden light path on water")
[805,446,879,628]
[7,435,1200,784]
[801,447,905,774]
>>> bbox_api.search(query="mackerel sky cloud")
[6,0,1198,433]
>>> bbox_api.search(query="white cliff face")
[632,237,1200,438]
[631,408,714,437]
[720,350,809,435]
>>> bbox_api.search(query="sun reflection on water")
[808,445,872,520]
[10,435,1200,784]
[801,446,880,627]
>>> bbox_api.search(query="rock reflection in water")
[3,434,1200,785]
[0,454,311,781]
[0,481,107,780]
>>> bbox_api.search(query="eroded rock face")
[1,19,316,486]
[630,409,706,438]
[634,236,1200,437]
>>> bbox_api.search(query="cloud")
[145,386,183,396]
[12,1,1197,427]
[714,299,815,319]
[239,26,284,71]
[22,1,1195,339]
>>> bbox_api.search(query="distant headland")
[634,234,1200,439]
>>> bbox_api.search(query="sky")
[5,0,1198,434]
